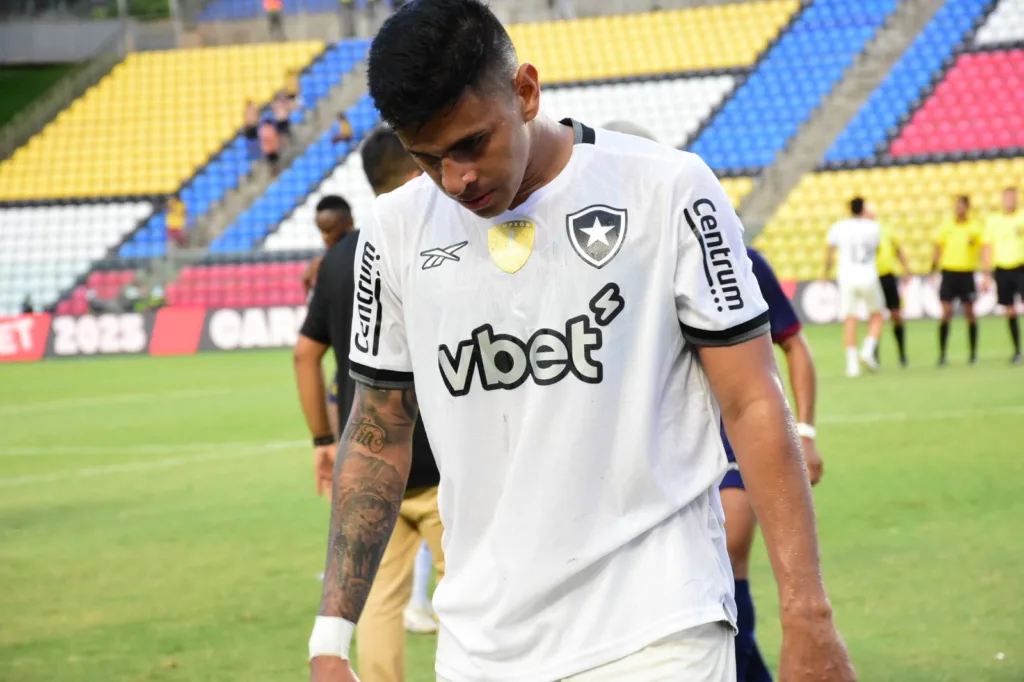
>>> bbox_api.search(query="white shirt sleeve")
[348,206,414,389]
[673,154,770,347]
[826,222,840,247]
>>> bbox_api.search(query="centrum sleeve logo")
[683,198,745,312]
[437,283,625,396]
[354,240,382,356]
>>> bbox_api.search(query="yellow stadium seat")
[506,0,797,84]
[760,158,1024,277]
[0,41,324,200]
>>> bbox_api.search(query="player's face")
[1004,189,1018,213]
[316,210,351,249]
[955,197,969,219]
[398,69,536,219]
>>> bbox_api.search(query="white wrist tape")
[309,616,356,661]
[796,423,817,440]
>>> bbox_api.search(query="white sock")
[410,540,432,608]
[846,347,859,370]
[862,336,878,357]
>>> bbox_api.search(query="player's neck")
[509,117,575,211]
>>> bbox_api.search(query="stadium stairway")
[738,0,948,235]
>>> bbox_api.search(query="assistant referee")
[983,186,1024,364]
[932,195,984,366]
[293,129,444,682]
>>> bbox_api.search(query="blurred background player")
[824,197,883,377]
[871,209,911,367]
[932,195,984,366]
[297,127,444,682]
[722,246,821,682]
[982,186,1024,364]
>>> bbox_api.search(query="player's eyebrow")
[407,129,488,161]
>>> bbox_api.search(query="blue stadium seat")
[689,0,899,171]
[208,94,379,254]
[824,0,991,163]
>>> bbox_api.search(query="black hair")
[956,194,970,206]
[360,126,420,194]
[850,197,865,216]
[316,195,351,215]
[367,0,518,131]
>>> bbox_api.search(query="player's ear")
[514,63,540,124]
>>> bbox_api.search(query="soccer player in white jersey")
[308,2,856,681]
[824,197,885,378]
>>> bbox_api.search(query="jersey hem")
[434,605,733,682]
[680,312,770,347]
[349,362,415,389]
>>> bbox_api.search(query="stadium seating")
[0,42,324,201]
[975,0,1024,45]
[58,270,139,316]
[208,94,379,253]
[507,0,798,83]
[201,0,370,22]
[691,0,899,172]
[539,76,736,148]
[890,49,1024,157]
[165,260,310,307]
[824,0,992,164]
[753,157,1024,281]
[0,202,152,314]
[117,40,370,259]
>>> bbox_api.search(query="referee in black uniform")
[293,128,444,682]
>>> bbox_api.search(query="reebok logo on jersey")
[684,198,744,312]
[438,283,625,396]
[354,241,382,356]
[420,241,468,270]
[566,205,627,269]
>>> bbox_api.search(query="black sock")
[893,323,906,362]
[1010,317,1021,355]
[939,321,950,359]
[968,321,978,360]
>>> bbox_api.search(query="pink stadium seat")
[891,49,1024,156]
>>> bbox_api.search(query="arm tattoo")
[319,385,418,622]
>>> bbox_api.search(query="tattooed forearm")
[319,384,418,622]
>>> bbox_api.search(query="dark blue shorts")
[719,424,745,490]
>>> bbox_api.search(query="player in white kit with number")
[307,2,856,681]
[824,197,885,377]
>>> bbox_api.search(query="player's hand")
[980,276,992,294]
[802,436,823,486]
[780,607,857,682]
[310,655,360,681]
[313,444,336,500]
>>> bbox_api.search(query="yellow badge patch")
[487,218,535,274]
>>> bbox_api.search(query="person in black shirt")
[294,127,443,682]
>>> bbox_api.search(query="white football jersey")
[826,217,882,285]
[350,120,770,682]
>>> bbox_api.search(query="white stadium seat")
[540,75,736,147]
[0,202,152,314]
[975,0,1024,45]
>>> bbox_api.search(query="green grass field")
[1,319,1021,682]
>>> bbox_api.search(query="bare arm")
[931,244,942,274]
[699,335,829,619]
[823,245,836,280]
[294,335,332,440]
[318,384,416,621]
[895,246,912,275]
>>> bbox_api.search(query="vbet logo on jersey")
[437,282,625,396]
[566,205,627,269]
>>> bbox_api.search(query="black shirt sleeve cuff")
[680,311,771,347]
[350,362,416,389]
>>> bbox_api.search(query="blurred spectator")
[119,279,142,312]
[264,0,285,40]
[243,100,260,140]
[21,295,33,314]
[166,193,189,248]
[283,69,301,110]
[548,0,575,19]
[260,120,281,173]
[333,113,354,144]
[273,93,293,143]
[339,0,355,38]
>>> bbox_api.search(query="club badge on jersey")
[488,217,536,274]
[566,205,628,269]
